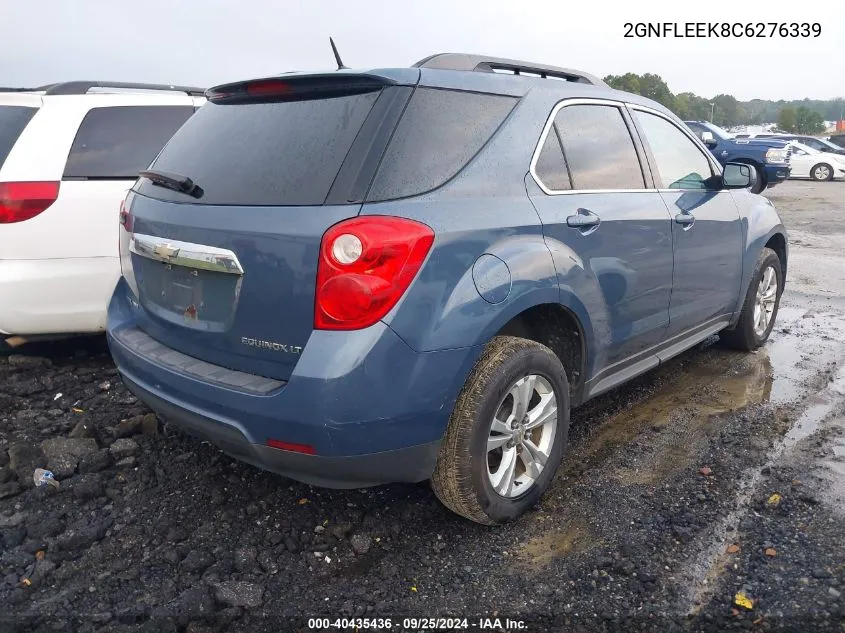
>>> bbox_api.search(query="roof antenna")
[329,37,347,70]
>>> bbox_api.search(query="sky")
[2,0,843,102]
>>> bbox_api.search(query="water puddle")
[564,306,845,484]
[681,362,845,614]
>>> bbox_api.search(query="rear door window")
[533,127,572,191]
[0,106,37,170]
[554,104,645,190]
[63,106,194,180]
[366,88,517,201]
[136,92,381,206]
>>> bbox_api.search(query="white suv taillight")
[0,181,60,224]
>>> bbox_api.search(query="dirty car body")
[107,54,788,524]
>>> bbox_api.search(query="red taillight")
[315,216,434,330]
[0,181,59,224]
[267,439,316,455]
[119,198,133,233]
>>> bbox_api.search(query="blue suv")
[108,54,788,524]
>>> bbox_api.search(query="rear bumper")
[0,257,119,335]
[121,373,440,488]
[107,279,482,487]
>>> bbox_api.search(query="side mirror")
[723,162,756,190]
[701,131,717,147]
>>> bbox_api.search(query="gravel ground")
[1,181,844,633]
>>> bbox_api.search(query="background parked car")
[0,82,204,346]
[786,142,845,181]
[684,120,792,194]
[752,133,845,156]
[828,133,845,149]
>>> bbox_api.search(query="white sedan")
[787,142,845,181]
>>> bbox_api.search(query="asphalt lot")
[1,180,844,633]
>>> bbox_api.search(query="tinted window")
[367,88,517,201]
[534,126,571,191]
[634,111,713,190]
[0,106,37,169]
[555,105,644,190]
[64,106,194,179]
[685,122,707,140]
[137,92,379,206]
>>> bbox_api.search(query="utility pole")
[710,102,715,123]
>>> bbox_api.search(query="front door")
[628,107,743,337]
[526,101,674,380]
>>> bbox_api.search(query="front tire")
[811,163,833,182]
[431,336,570,525]
[720,247,783,351]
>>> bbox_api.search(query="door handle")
[566,208,601,230]
[675,213,695,228]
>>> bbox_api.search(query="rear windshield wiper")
[138,169,203,198]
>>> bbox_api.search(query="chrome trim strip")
[129,234,244,275]
[528,97,725,196]
[529,98,635,196]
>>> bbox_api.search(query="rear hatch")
[120,72,419,380]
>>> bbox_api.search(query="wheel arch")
[493,301,590,406]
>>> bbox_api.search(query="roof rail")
[413,53,607,87]
[36,81,206,96]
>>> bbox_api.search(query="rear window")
[136,91,381,206]
[0,106,37,170]
[63,106,195,180]
[366,88,517,201]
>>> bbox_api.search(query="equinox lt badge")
[241,337,302,354]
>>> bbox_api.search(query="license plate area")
[134,258,240,333]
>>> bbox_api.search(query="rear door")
[120,77,417,381]
[527,100,674,375]
[629,106,743,337]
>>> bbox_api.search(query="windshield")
[700,121,731,140]
[816,137,843,152]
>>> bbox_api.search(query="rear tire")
[720,247,783,351]
[431,336,569,525]
[811,163,833,182]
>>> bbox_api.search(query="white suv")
[0,81,204,344]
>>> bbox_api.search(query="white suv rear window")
[63,106,194,180]
[0,105,37,170]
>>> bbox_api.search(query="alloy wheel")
[753,265,778,337]
[487,374,557,498]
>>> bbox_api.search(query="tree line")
[603,72,841,135]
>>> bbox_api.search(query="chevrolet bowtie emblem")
[153,244,179,259]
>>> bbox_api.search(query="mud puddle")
[565,305,844,483]
[680,353,845,614]
[518,300,845,566]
